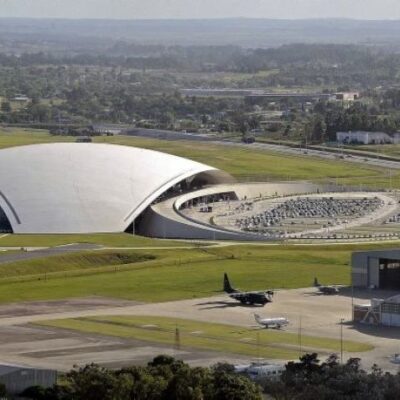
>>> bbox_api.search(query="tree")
[62,364,122,400]
[1,101,11,113]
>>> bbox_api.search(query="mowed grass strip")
[0,128,74,149]
[0,245,351,303]
[0,233,192,248]
[95,135,380,182]
[37,316,372,360]
[1,242,400,303]
[0,251,156,279]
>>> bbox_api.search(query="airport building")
[0,143,235,235]
[352,249,400,290]
[0,143,384,241]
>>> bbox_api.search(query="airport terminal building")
[0,143,331,240]
[0,143,236,236]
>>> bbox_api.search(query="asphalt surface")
[0,243,102,264]
[0,289,396,372]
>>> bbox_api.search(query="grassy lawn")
[0,242,392,303]
[94,135,382,182]
[352,144,400,159]
[0,233,192,248]
[0,127,74,149]
[0,241,398,303]
[0,250,156,279]
[37,315,373,360]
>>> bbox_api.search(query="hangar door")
[379,258,400,290]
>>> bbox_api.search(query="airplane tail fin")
[313,277,320,287]
[254,313,261,323]
[223,273,235,294]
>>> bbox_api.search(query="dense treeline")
[20,356,262,400]
[0,43,399,87]
[264,353,400,400]
[17,354,400,400]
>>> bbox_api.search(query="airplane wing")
[249,290,274,296]
[229,292,246,300]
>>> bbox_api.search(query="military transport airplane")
[313,277,340,295]
[223,273,274,306]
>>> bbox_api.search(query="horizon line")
[1,16,400,22]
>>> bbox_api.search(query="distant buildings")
[335,92,359,101]
[91,124,129,135]
[11,94,30,103]
[180,88,360,103]
[336,131,400,145]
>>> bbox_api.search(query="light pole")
[340,318,344,363]
[298,315,302,358]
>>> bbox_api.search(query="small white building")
[12,94,30,103]
[335,92,359,101]
[337,131,400,145]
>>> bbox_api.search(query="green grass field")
[37,315,372,360]
[0,233,193,248]
[0,250,156,279]
[0,127,74,149]
[95,135,383,183]
[0,242,398,304]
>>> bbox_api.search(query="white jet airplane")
[254,313,289,329]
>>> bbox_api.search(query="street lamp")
[340,318,344,363]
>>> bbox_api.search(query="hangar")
[0,143,233,234]
[352,249,400,290]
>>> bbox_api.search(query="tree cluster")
[264,353,400,400]
[21,356,262,400]
[306,102,400,143]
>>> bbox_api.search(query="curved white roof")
[0,143,232,233]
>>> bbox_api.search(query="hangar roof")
[0,143,232,233]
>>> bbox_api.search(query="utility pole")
[298,315,302,357]
[175,325,181,351]
[340,318,344,363]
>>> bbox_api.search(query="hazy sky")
[0,0,399,20]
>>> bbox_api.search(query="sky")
[0,0,400,20]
